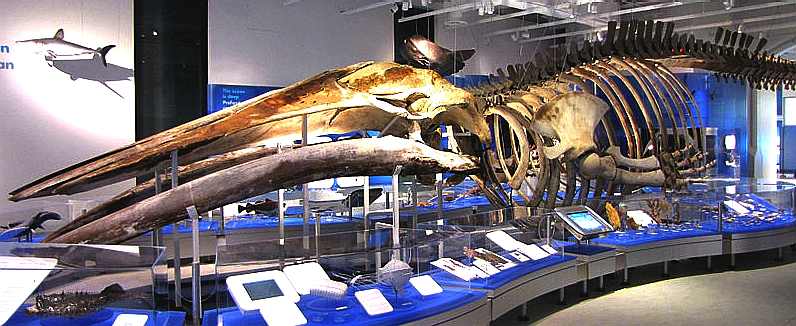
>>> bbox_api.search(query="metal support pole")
[777,247,784,261]
[152,169,163,247]
[663,261,669,277]
[411,176,418,229]
[581,280,588,296]
[546,214,552,245]
[170,150,182,308]
[519,302,529,321]
[277,145,286,268]
[558,288,565,304]
[707,256,712,270]
[436,173,443,221]
[302,115,310,257]
[391,166,403,260]
[362,175,370,270]
[363,176,370,222]
[730,254,736,268]
[598,276,604,291]
[187,206,202,326]
[217,207,225,236]
[717,202,724,234]
[622,267,629,285]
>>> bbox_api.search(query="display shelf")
[415,206,580,320]
[433,253,576,289]
[202,281,487,326]
[700,194,796,234]
[590,226,719,247]
[0,242,172,326]
[210,228,489,326]
[159,216,353,234]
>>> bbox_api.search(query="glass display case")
[206,228,490,326]
[416,207,575,291]
[688,178,796,234]
[0,242,183,325]
[589,190,722,248]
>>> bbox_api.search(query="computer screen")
[567,211,608,233]
[243,279,284,301]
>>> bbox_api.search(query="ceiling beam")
[517,1,793,44]
[339,1,396,15]
[488,1,685,37]
[397,2,474,22]
[673,11,796,33]
[396,0,592,24]
[746,21,796,34]
[769,35,796,55]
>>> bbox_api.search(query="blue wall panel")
[681,73,749,177]
[207,84,281,114]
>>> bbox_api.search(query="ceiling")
[318,0,796,59]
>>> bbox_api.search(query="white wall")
[754,89,778,179]
[0,0,134,224]
[209,0,394,86]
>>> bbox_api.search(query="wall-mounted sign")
[207,84,280,114]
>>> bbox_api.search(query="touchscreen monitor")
[243,280,284,301]
[567,211,607,233]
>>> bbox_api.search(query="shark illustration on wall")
[16,28,115,66]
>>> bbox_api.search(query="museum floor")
[495,247,796,325]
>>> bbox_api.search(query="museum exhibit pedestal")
[433,254,579,321]
[592,232,723,282]
[562,244,617,294]
[725,226,796,267]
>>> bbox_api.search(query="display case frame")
[207,228,494,326]
[0,241,184,325]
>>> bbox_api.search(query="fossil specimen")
[26,283,126,316]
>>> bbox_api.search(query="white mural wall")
[209,0,394,86]
[0,0,134,225]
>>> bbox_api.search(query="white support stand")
[392,166,402,260]
[435,173,443,221]
[411,176,418,229]
[278,144,286,268]
[361,173,371,270]
[302,114,310,257]
[152,169,163,247]
[170,150,182,308]
[187,206,202,326]
[363,176,370,222]
[436,173,444,259]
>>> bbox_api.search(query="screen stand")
[187,206,202,326]
[170,150,182,308]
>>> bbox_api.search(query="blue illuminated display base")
[432,254,577,291]
[202,281,484,326]
[590,225,718,247]
[701,194,796,234]
[592,194,795,247]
